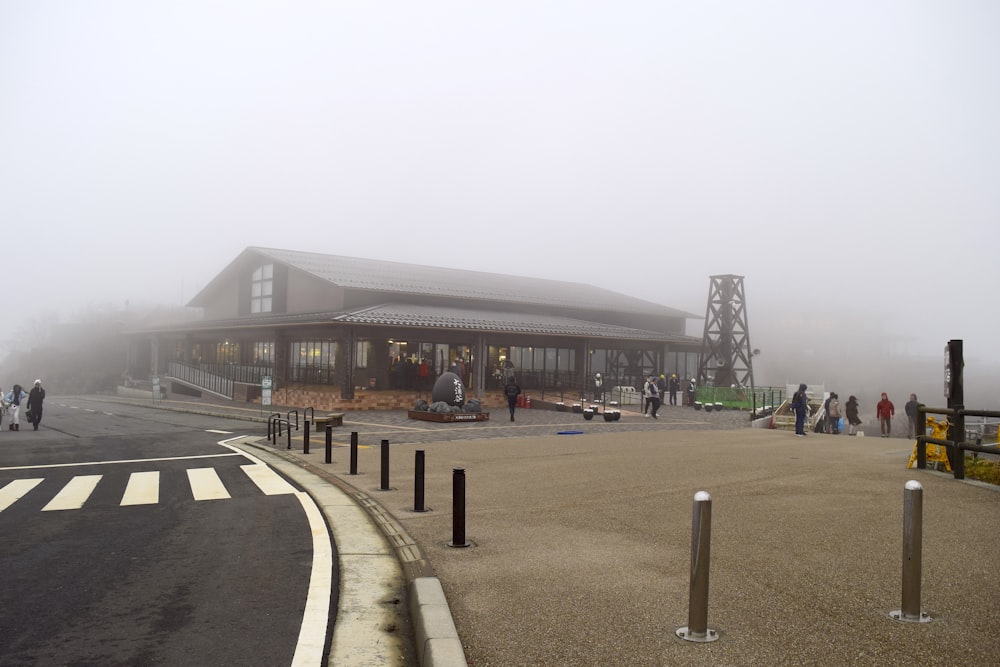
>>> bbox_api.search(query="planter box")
[408,411,490,423]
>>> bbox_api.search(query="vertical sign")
[262,375,273,407]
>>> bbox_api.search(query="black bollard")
[286,421,291,450]
[448,467,470,548]
[414,450,427,512]
[325,425,332,464]
[380,439,390,490]
[350,431,359,475]
[303,420,310,455]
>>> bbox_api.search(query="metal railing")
[166,361,233,398]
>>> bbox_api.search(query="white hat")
[34,379,41,385]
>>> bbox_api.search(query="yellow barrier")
[907,416,952,471]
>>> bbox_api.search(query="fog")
[2,2,998,405]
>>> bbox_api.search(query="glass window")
[251,264,273,314]
[290,340,338,384]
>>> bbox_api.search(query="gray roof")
[140,302,699,343]
[249,247,694,318]
[335,303,694,340]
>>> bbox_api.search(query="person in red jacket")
[876,392,895,438]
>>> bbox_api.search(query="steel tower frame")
[696,274,755,389]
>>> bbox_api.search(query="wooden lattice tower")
[697,275,755,388]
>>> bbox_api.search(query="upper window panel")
[251,264,274,314]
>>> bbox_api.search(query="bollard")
[303,420,310,455]
[325,425,332,464]
[448,468,470,548]
[414,450,427,512]
[890,481,933,623]
[286,422,291,450]
[350,431,359,475]
[676,491,719,642]
[380,439,390,490]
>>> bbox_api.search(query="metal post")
[350,431,359,475]
[303,420,310,455]
[890,481,932,622]
[380,439,390,491]
[286,422,291,450]
[448,468,469,547]
[676,491,719,642]
[414,450,427,512]
[325,425,332,464]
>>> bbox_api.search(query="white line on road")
[121,471,160,506]
[241,465,296,495]
[187,468,231,500]
[291,490,333,667]
[42,475,102,511]
[0,452,242,472]
[0,479,44,512]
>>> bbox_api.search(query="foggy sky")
[2,2,998,379]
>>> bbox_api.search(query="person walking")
[904,393,919,439]
[876,392,895,438]
[668,374,679,406]
[791,383,809,436]
[828,392,841,434]
[686,378,696,407]
[504,378,522,422]
[642,375,654,416]
[0,387,7,430]
[845,395,862,436]
[647,374,661,419]
[27,379,45,431]
[5,384,27,431]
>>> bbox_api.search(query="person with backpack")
[828,393,841,434]
[504,379,522,422]
[791,383,809,437]
[644,374,661,419]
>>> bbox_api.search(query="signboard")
[262,375,273,406]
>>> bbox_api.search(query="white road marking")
[0,478,44,512]
[121,471,160,506]
[241,465,296,495]
[0,452,242,472]
[205,429,233,434]
[291,490,333,667]
[42,475,102,511]
[187,467,231,500]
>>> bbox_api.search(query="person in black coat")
[27,379,46,431]
[504,380,522,422]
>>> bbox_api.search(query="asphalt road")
[0,399,329,666]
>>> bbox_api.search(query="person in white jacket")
[5,384,27,431]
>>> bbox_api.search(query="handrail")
[304,406,315,422]
[286,409,299,431]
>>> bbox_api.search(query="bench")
[314,413,345,429]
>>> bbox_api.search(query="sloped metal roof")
[139,302,699,343]
[335,303,694,340]
[250,247,694,318]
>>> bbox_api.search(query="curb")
[239,437,467,667]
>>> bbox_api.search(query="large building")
[128,247,702,408]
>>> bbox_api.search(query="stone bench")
[313,413,345,429]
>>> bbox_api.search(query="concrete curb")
[238,437,467,667]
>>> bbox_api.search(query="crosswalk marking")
[0,478,44,512]
[187,467,231,501]
[121,471,160,506]
[241,464,296,495]
[42,475,102,511]
[0,465,296,513]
